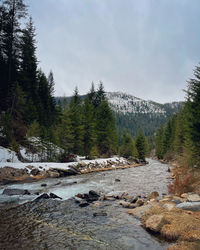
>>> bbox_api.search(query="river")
[0,159,172,249]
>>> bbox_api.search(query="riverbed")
[0,159,172,249]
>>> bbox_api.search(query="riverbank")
[0,157,144,185]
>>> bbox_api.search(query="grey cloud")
[27,0,200,103]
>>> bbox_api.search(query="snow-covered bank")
[0,146,133,184]
[0,157,127,172]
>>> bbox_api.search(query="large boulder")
[3,188,30,196]
[187,194,200,202]
[56,168,78,176]
[176,202,200,211]
[145,214,167,232]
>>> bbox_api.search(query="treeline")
[155,65,200,168]
[0,0,58,149]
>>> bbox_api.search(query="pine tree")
[120,131,134,158]
[155,126,165,159]
[82,96,97,158]
[94,81,106,108]
[69,87,84,155]
[55,109,74,155]
[135,130,146,161]
[19,17,38,124]
[0,0,27,111]
[88,82,96,105]
[96,100,117,156]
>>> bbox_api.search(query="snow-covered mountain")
[106,92,166,115]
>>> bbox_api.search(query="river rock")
[35,192,62,201]
[49,193,62,199]
[172,199,182,205]
[119,200,138,208]
[147,191,159,200]
[41,183,47,187]
[127,204,152,219]
[187,194,200,202]
[59,168,78,176]
[136,199,144,206]
[176,202,200,211]
[106,191,126,200]
[145,214,167,232]
[115,178,120,182]
[129,196,138,203]
[47,170,60,178]
[3,188,30,196]
[79,201,90,207]
[30,168,40,176]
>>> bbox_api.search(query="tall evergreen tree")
[96,100,117,156]
[120,131,135,158]
[0,0,27,111]
[135,130,146,161]
[19,17,38,124]
[94,81,106,108]
[82,96,97,158]
[69,87,84,155]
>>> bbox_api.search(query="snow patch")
[0,146,21,163]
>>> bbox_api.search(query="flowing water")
[0,159,172,249]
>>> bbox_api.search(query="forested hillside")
[57,92,183,137]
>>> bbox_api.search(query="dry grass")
[143,206,200,241]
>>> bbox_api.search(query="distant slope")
[56,92,183,137]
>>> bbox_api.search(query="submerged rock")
[3,188,30,196]
[35,192,62,201]
[115,178,120,182]
[41,183,47,187]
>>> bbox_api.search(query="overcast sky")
[26,0,200,103]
